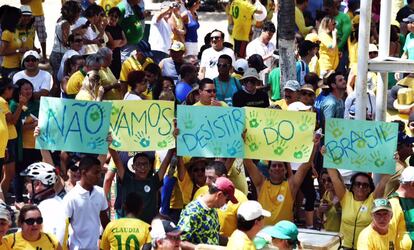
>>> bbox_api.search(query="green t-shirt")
[395,195,414,243]
[335,12,352,51]
[268,67,281,101]
[117,1,144,44]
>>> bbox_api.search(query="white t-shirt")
[148,15,172,53]
[246,38,275,68]
[38,195,66,246]
[57,49,80,82]
[123,92,142,100]
[13,70,53,92]
[63,183,108,250]
[200,47,236,79]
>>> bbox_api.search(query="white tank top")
[52,20,68,54]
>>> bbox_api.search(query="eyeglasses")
[322,178,331,184]
[204,89,216,94]
[217,63,229,68]
[354,181,370,189]
[25,58,38,63]
[192,167,205,173]
[74,39,83,43]
[211,36,221,40]
[23,217,43,225]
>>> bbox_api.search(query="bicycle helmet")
[20,162,57,186]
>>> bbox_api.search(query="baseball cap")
[136,40,154,58]
[369,44,378,53]
[300,84,315,93]
[371,198,393,213]
[283,80,301,92]
[400,166,414,183]
[240,68,260,81]
[237,200,270,221]
[287,101,312,111]
[261,220,299,245]
[234,59,249,74]
[20,5,32,15]
[403,14,414,23]
[22,50,40,63]
[170,41,185,52]
[0,202,11,223]
[305,33,319,43]
[247,54,267,71]
[150,219,182,239]
[214,177,238,204]
[398,131,414,145]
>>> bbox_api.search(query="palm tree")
[278,0,296,86]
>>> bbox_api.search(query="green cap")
[372,198,392,213]
[255,221,299,248]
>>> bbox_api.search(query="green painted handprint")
[87,137,105,150]
[272,140,288,156]
[246,135,261,152]
[351,154,367,166]
[210,142,222,156]
[293,145,310,159]
[299,115,312,132]
[370,151,386,167]
[328,120,344,138]
[248,110,261,128]
[264,111,278,127]
[134,131,151,148]
[356,132,367,149]
[112,138,122,148]
[111,106,120,116]
[332,157,343,165]
[182,113,195,129]
[157,135,174,148]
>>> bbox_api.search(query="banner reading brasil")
[36,97,112,154]
[244,107,316,163]
[177,106,316,162]
[323,118,398,174]
[109,100,175,151]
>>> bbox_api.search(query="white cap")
[20,5,32,15]
[237,200,270,221]
[400,166,414,183]
[287,101,312,111]
[283,80,301,92]
[369,44,378,53]
[234,59,248,73]
[150,219,182,240]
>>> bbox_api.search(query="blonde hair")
[159,90,175,101]
[318,16,335,35]
[80,70,100,100]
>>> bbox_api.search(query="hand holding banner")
[323,118,398,174]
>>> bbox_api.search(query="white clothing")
[246,38,275,68]
[185,42,199,56]
[57,49,80,82]
[13,70,53,92]
[160,57,179,81]
[52,20,68,54]
[38,195,66,246]
[63,183,108,250]
[344,91,376,120]
[200,47,236,79]
[148,16,172,54]
[123,92,142,100]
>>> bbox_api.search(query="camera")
[170,2,180,8]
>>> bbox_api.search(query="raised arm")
[243,159,265,189]
[373,174,391,198]
[157,148,174,181]
[108,148,125,181]
[327,168,346,200]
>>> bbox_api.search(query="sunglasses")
[204,89,216,94]
[301,91,315,97]
[24,217,43,225]
[25,58,38,63]
[354,181,370,189]
[211,36,221,40]
[217,63,229,68]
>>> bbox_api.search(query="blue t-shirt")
[296,60,309,86]
[320,93,345,120]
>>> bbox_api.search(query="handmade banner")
[244,107,316,163]
[36,97,112,154]
[177,105,245,158]
[324,118,398,174]
[109,100,175,151]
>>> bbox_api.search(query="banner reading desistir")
[324,118,398,174]
[109,100,175,151]
[177,105,246,158]
[36,97,112,154]
[244,107,316,163]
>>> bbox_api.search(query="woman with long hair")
[182,0,200,55]
[168,3,186,43]
[61,55,85,98]
[0,6,26,79]
[318,16,339,77]
[75,70,105,101]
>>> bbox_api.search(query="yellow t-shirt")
[99,0,122,13]
[357,225,397,250]
[295,6,312,36]
[258,180,294,226]
[5,232,59,250]
[75,89,95,101]
[340,190,374,248]
[318,32,339,72]
[321,191,341,232]
[271,99,288,110]
[228,158,248,195]
[389,197,413,250]
[230,0,256,41]
[100,218,151,250]
[0,238,8,250]
[0,97,16,140]
[16,27,36,51]
[1,30,22,69]
[100,67,122,100]
[66,70,86,95]
[308,55,320,77]
[347,38,358,74]
[22,116,36,149]
[193,101,228,106]
[226,229,256,250]
[119,57,154,83]
[28,0,44,16]
[193,185,248,237]
[0,109,8,158]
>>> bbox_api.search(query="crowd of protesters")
[0,0,413,249]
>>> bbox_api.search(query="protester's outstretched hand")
[34,126,40,137]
